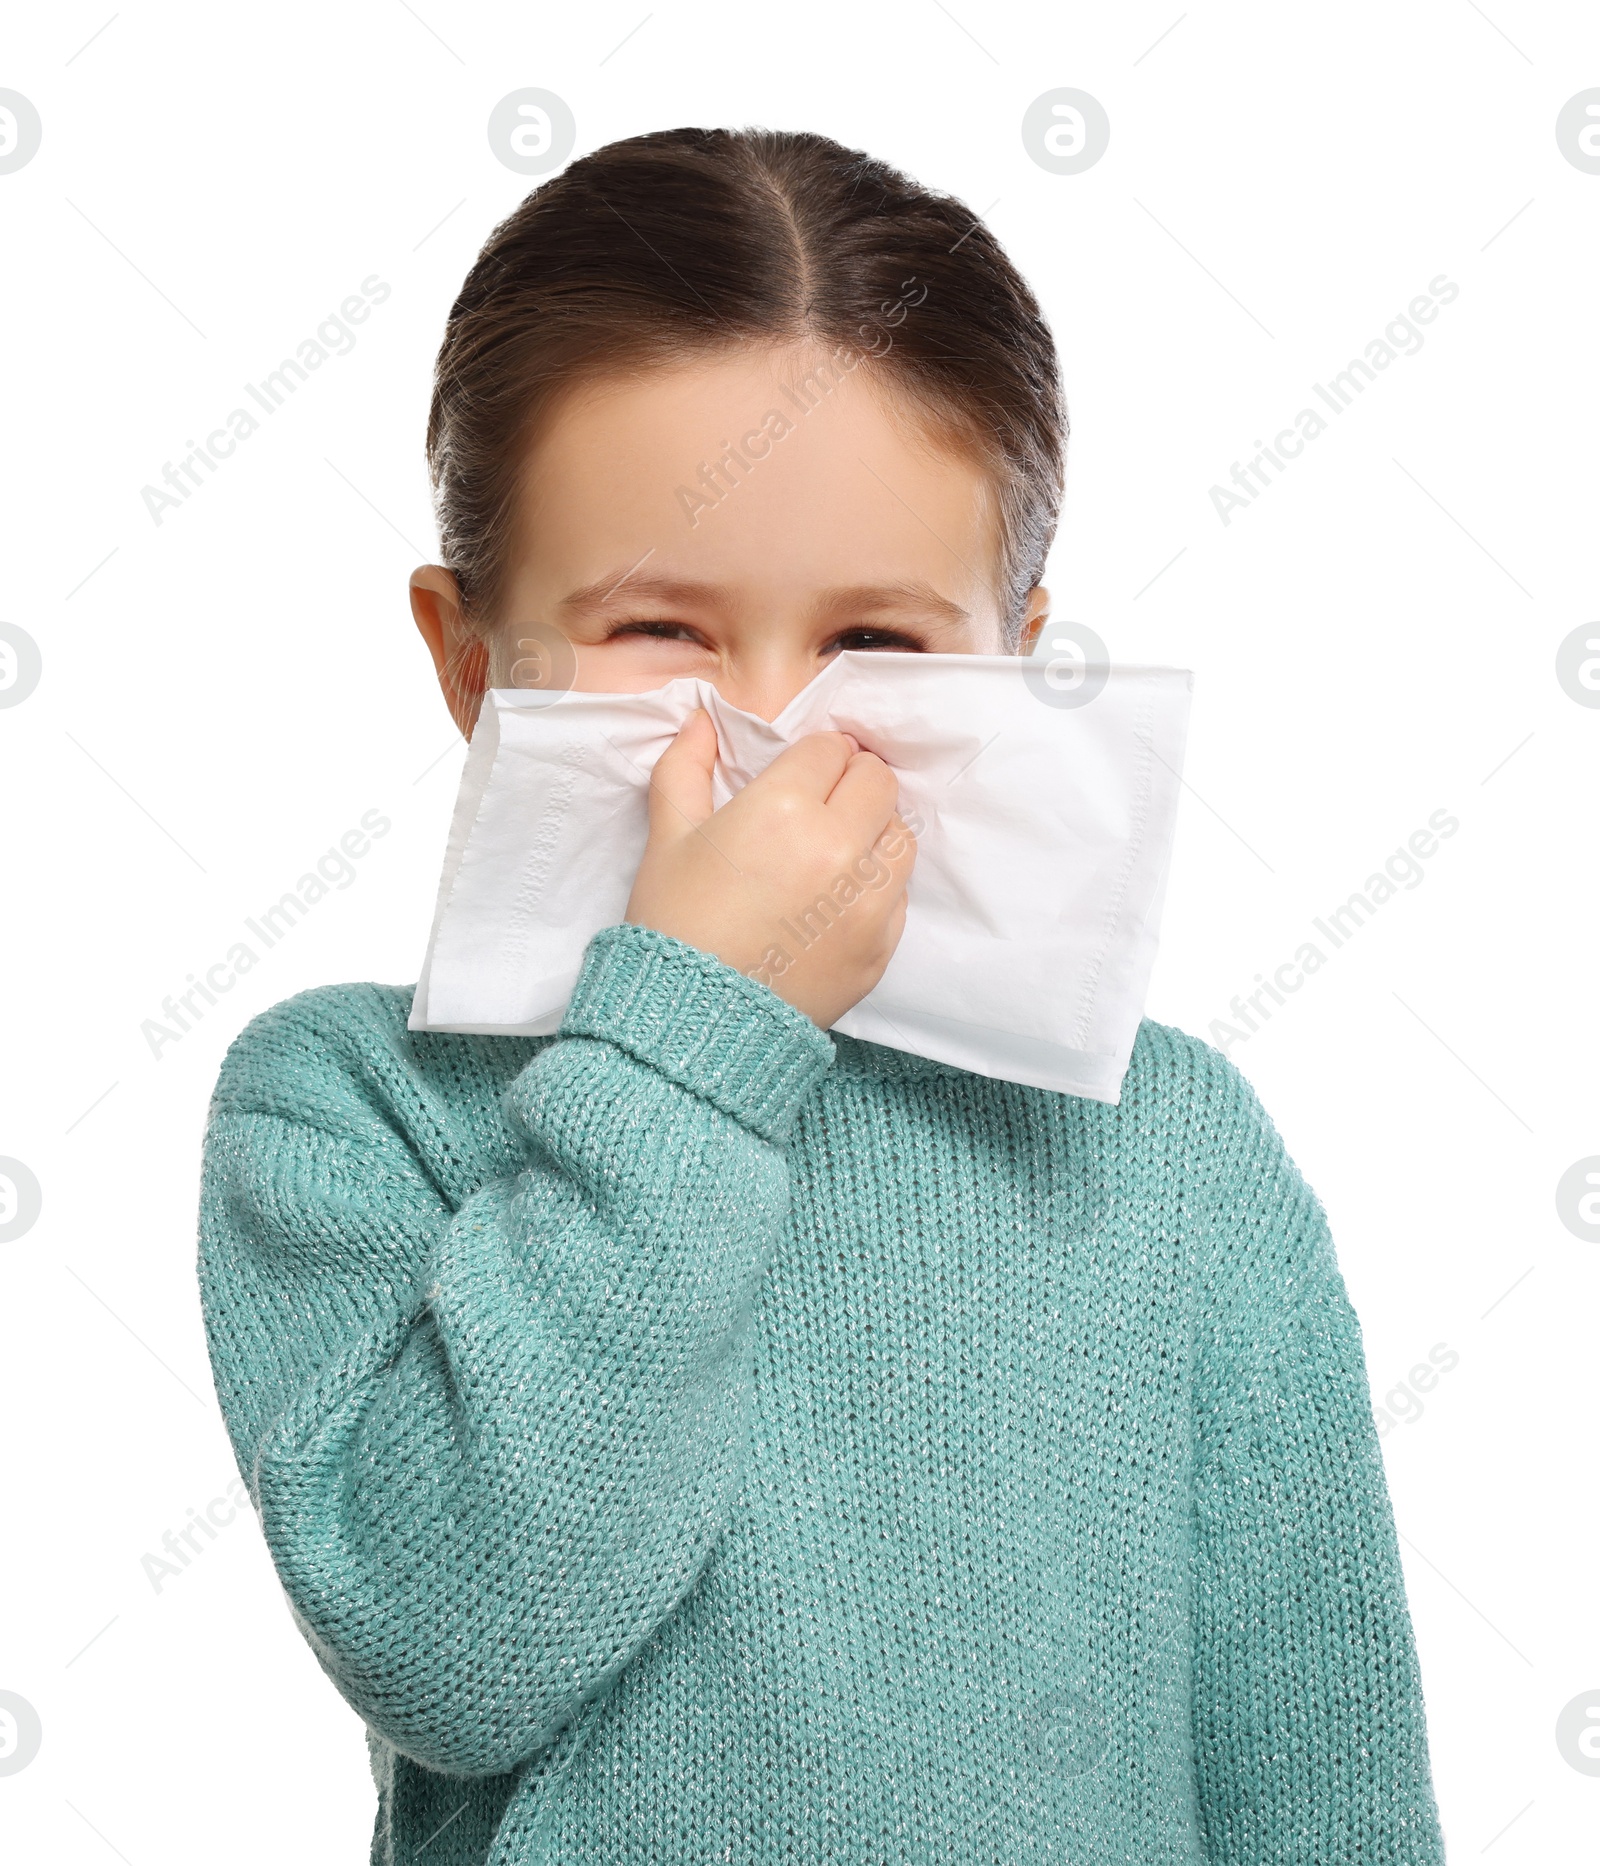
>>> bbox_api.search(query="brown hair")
[425,126,1066,648]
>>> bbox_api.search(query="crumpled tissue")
[410,651,1193,1102]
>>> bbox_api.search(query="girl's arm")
[1188,1064,1446,1865]
[198,923,833,1779]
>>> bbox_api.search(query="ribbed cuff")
[559,923,835,1144]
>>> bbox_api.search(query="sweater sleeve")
[197,924,833,1780]
[1188,1064,1446,1866]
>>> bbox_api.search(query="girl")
[198,128,1446,1864]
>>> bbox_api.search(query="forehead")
[513,344,1004,619]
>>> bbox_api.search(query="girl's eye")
[606,620,704,644]
[828,629,925,654]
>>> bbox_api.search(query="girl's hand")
[625,709,917,1028]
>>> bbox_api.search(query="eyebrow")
[557,571,972,627]
[558,572,731,619]
[815,581,973,626]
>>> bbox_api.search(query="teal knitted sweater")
[198,921,1445,1865]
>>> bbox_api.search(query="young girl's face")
[412,342,1049,727]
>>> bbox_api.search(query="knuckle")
[762,787,806,825]
[822,831,861,875]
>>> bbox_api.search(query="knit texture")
[197,921,1446,1865]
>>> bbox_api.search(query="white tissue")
[410,651,1193,1102]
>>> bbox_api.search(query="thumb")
[646,707,718,839]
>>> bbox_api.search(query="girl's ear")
[410,565,490,739]
[1019,584,1050,655]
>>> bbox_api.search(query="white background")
[2,2,1597,1859]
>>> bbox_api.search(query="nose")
[707,655,820,722]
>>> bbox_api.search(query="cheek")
[569,636,712,694]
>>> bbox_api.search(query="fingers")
[652,720,913,886]
[864,814,918,901]
[757,733,905,839]
[874,811,919,874]
[827,749,904,842]
[647,708,717,838]
[758,730,860,801]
